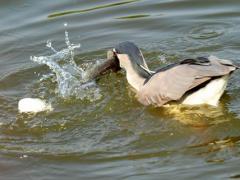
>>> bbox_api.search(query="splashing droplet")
[46,40,58,53]
[31,26,102,101]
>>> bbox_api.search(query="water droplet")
[46,40,57,53]
[20,154,28,159]
[30,25,102,101]
[159,55,167,63]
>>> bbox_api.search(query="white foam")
[18,98,52,113]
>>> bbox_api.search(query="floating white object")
[18,98,52,113]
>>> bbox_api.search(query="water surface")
[1,0,240,179]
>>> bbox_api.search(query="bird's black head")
[113,41,153,78]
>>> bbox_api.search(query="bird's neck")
[125,66,146,91]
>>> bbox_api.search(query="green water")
[1,0,240,179]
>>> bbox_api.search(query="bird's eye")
[113,48,120,55]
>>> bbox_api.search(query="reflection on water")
[1,0,240,179]
[149,103,231,127]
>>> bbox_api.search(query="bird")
[108,41,239,107]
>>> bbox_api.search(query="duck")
[107,41,239,107]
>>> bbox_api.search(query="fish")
[84,50,120,80]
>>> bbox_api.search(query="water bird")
[107,41,239,107]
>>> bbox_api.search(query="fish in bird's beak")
[107,49,121,72]
[86,49,121,80]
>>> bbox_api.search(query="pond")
[1,0,240,179]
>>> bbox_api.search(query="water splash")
[30,27,102,101]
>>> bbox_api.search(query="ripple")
[188,23,230,40]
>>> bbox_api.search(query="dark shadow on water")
[230,174,240,179]
[116,14,150,20]
[48,0,140,18]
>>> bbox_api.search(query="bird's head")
[110,41,154,78]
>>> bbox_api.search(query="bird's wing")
[208,55,240,68]
[137,57,236,107]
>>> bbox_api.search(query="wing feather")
[137,58,236,106]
